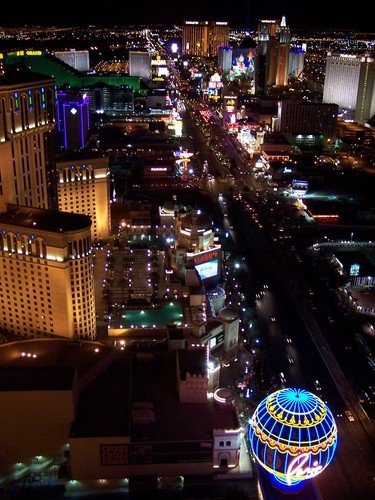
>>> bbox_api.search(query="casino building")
[182,21,230,58]
[0,340,246,488]
[0,206,96,340]
[172,210,221,285]
[0,71,97,340]
[56,154,111,242]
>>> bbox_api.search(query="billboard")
[193,248,220,265]
[100,441,212,466]
[196,259,219,280]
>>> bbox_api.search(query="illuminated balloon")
[248,388,338,489]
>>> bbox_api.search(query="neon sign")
[248,388,338,491]
[286,453,323,485]
[26,50,42,56]
[193,249,220,265]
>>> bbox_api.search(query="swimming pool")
[120,302,184,328]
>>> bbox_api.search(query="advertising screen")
[195,259,218,280]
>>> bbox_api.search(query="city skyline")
[0,0,374,31]
[1,5,374,498]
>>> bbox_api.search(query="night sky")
[0,0,373,30]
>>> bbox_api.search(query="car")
[285,335,292,343]
[279,372,287,384]
[314,379,322,392]
[271,317,276,323]
[288,356,295,364]
[345,410,355,422]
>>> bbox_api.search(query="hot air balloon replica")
[248,388,338,492]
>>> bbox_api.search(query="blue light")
[248,388,338,491]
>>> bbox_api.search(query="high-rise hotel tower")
[0,71,96,340]
[0,72,57,213]
[323,53,375,124]
[255,16,290,92]
[56,155,111,242]
[182,21,229,57]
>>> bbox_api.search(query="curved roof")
[219,307,239,322]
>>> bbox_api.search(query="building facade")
[256,17,291,92]
[0,206,96,340]
[257,19,280,41]
[276,100,338,139]
[56,155,111,241]
[289,49,305,78]
[218,45,233,73]
[0,73,57,213]
[355,57,375,124]
[56,90,90,150]
[129,51,151,79]
[323,53,364,111]
[54,49,90,72]
[275,17,291,86]
[182,21,229,57]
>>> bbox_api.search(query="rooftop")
[0,69,54,87]
[131,351,238,442]
[0,339,114,379]
[0,366,75,391]
[71,350,238,441]
[56,150,106,163]
[178,348,206,379]
[71,355,131,437]
[0,205,91,233]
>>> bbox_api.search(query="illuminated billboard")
[249,388,337,492]
[291,179,309,196]
[193,248,220,265]
[196,259,219,280]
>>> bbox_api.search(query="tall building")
[257,19,280,41]
[0,205,96,339]
[182,21,229,57]
[276,100,338,139]
[275,16,290,86]
[0,72,57,213]
[85,83,134,115]
[255,17,290,92]
[129,51,151,79]
[218,45,233,73]
[54,49,90,72]
[323,53,375,113]
[172,211,221,285]
[55,90,90,150]
[355,58,375,124]
[0,72,97,341]
[289,48,305,79]
[56,155,111,241]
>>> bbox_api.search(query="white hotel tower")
[323,53,375,123]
